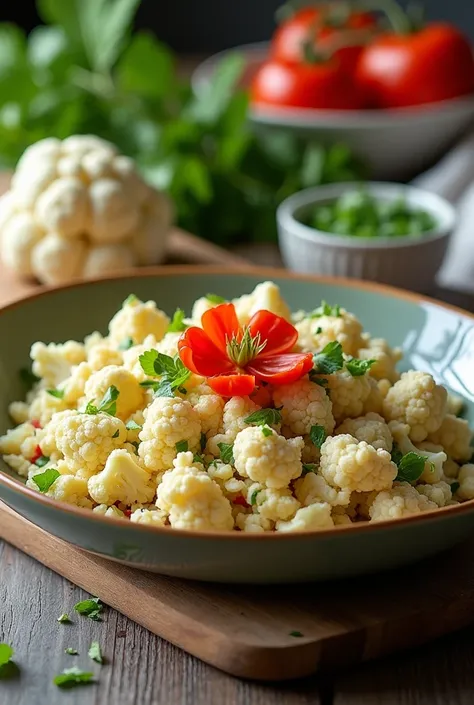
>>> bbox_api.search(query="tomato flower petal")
[178,327,235,377]
[246,352,313,384]
[247,310,298,357]
[207,374,256,397]
[201,304,241,353]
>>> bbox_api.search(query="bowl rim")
[277,181,457,249]
[1,264,474,542]
[192,41,474,126]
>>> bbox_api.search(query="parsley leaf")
[32,468,60,493]
[126,420,142,431]
[65,648,78,655]
[250,488,261,505]
[47,388,65,399]
[310,301,341,318]
[316,327,323,334]
[450,481,460,494]
[19,367,40,391]
[74,597,103,621]
[217,442,234,464]
[139,351,190,397]
[261,426,272,437]
[200,432,207,452]
[302,463,317,475]
[289,631,304,638]
[244,407,282,426]
[53,667,94,689]
[118,337,134,351]
[112,430,120,439]
[85,386,120,417]
[0,643,16,680]
[57,613,71,624]
[206,293,226,304]
[390,444,403,467]
[193,453,205,464]
[0,644,13,668]
[88,641,103,664]
[35,454,50,468]
[312,341,344,375]
[175,440,188,453]
[310,425,326,449]
[167,308,188,333]
[123,294,138,306]
[395,452,426,483]
[345,358,376,377]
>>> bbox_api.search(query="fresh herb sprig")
[139,350,190,397]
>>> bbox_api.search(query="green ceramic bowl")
[1,266,474,584]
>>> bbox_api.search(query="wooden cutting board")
[3,502,474,681]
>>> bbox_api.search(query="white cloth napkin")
[411,127,474,293]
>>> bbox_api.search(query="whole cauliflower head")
[320,434,397,492]
[156,452,233,531]
[84,365,144,420]
[233,425,304,489]
[0,136,172,284]
[273,377,335,437]
[383,370,447,442]
[295,307,364,356]
[369,482,437,521]
[88,449,155,506]
[336,413,392,452]
[138,396,201,472]
[108,295,169,346]
[427,414,473,462]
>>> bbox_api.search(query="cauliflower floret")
[416,481,452,507]
[88,449,155,505]
[39,410,76,457]
[190,296,218,325]
[361,377,391,415]
[207,460,234,489]
[31,233,87,285]
[93,504,126,519]
[87,344,123,371]
[156,331,182,358]
[138,397,201,472]
[444,457,460,479]
[383,371,447,442]
[296,308,364,356]
[446,392,465,417]
[156,452,233,531]
[249,485,300,521]
[44,475,92,509]
[84,365,144,420]
[236,513,273,532]
[30,340,86,386]
[130,508,168,525]
[1,212,43,276]
[233,281,292,325]
[121,334,158,382]
[273,377,335,437]
[356,338,402,383]
[427,414,473,462]
[53,412,127,475]
[187,384,225,437]
[322,369,371,423]
[456,464,474,501]
[389,421,446,484]
[0,422,36,455]
[207,395,260,456]
[332,510,353,526]
[2,454,35,478]
[369,482,437,521]
[320,434,397,492]
[8,401,30,425]
[336,413,392,452]
[233,426,303,489]
[28,389,70,427]
[61,362,93,404]
[294,471,351,507]
[276,503,334,532]
[108,296,169,346]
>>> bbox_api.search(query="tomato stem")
[356,0,417,34]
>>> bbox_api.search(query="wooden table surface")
[2,244,474,704]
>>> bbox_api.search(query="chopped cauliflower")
[273,377,335,437]
[236,513,273,532]
[456,464,474,501]
[294,471,351,507]
[61,362,93,404]
[369,482,437,521]
[336,413,392,452]
[416,481,452,507]
[276,503,334,532]
[233,425,304,489]
[27,389,70,427]
[31,340,86,386]
[187,384,225,437]
[356,337,402,383]
[249,485,301,521]
[383,370,447,442]
[389,421,446,484]
[0,422,36,455]
[138,397,201,472]
[130,507,168,525]
[94,504,126,519]
[3,453,35,478]
[296,308,363,356]
[320,434,397,492]
[44,475,92,509]
[156,452,233,531]
[322,369,371,423]
[156,331,182,358]
[233,281,292,325]
[88,344,123,371]
[121,334,158,382]
[427,414,473,462]
[446,392,464,417]
[207,395,260,456]
[84,365,144,420]
[88,449,155,505]
[108,296,169,345]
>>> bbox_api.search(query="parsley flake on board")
[0,644,13,668]
[0,643,17,680]
[74,597,103,621]
[139,351,190,397]
[310,425,326,449]
[205,293,226,304]
[32,468,60,492]
[118,337,134,351]
[217,442,234,465]
[53,667,94,689]
[84,386,119,416]
[57,613,71,624]
[47,388,65,399]
[244,407,282,426]
[311,341,344,375]
[289,631,304,638]
[175,440,189,453]
[167,308,188,333]
[345,358,376,377]
[88,641,103,664]
[65,648,78,655]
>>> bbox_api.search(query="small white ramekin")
[277,182,457,293]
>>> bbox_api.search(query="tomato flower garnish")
[178,303,313,396]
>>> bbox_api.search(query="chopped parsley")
[0,644,13,668]
[74,597,103,621]
[310,425,326,449]
[32,468,60,493]
[88,641,103,664]
[118,337,134,351]
[217,442,234,465]
[244,407,282,427]
[126,420,142,431]
[205,293,226,304]
[84,385,119,417]
[57,613,71,624]
[302,463,317,475]
[315,327,323,334]
[345,358,376,377]
[123,294,138,306]
[19,367,40,391]
[35,454,50,468]
[65,648,78,655]
[175,440,189,453]
[394,452,427,484]
[289,631,304,638]
[53,667,94,689]
[167,308,188,333]
[200,432,207,452]
[0,643,16,679]
[46,388,65,399]
[193,453,205,464]
[139,351,190,397]
[310,301,341,318]
[250,488,261,506]
[311,341,343,375]
[112,430,120,439]
[450,481,460,494]
[261,426,272,437]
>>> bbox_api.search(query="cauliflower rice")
[1,282,472,533]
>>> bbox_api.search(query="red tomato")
[250,58,366,110]
[356,23,474,108]
[271,6,377,74]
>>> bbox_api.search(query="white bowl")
[192,43,474,180]
[277,182,456,292]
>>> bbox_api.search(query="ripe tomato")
[271,6,377,74]
[250,58,366,110]
[356,23,474,108]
